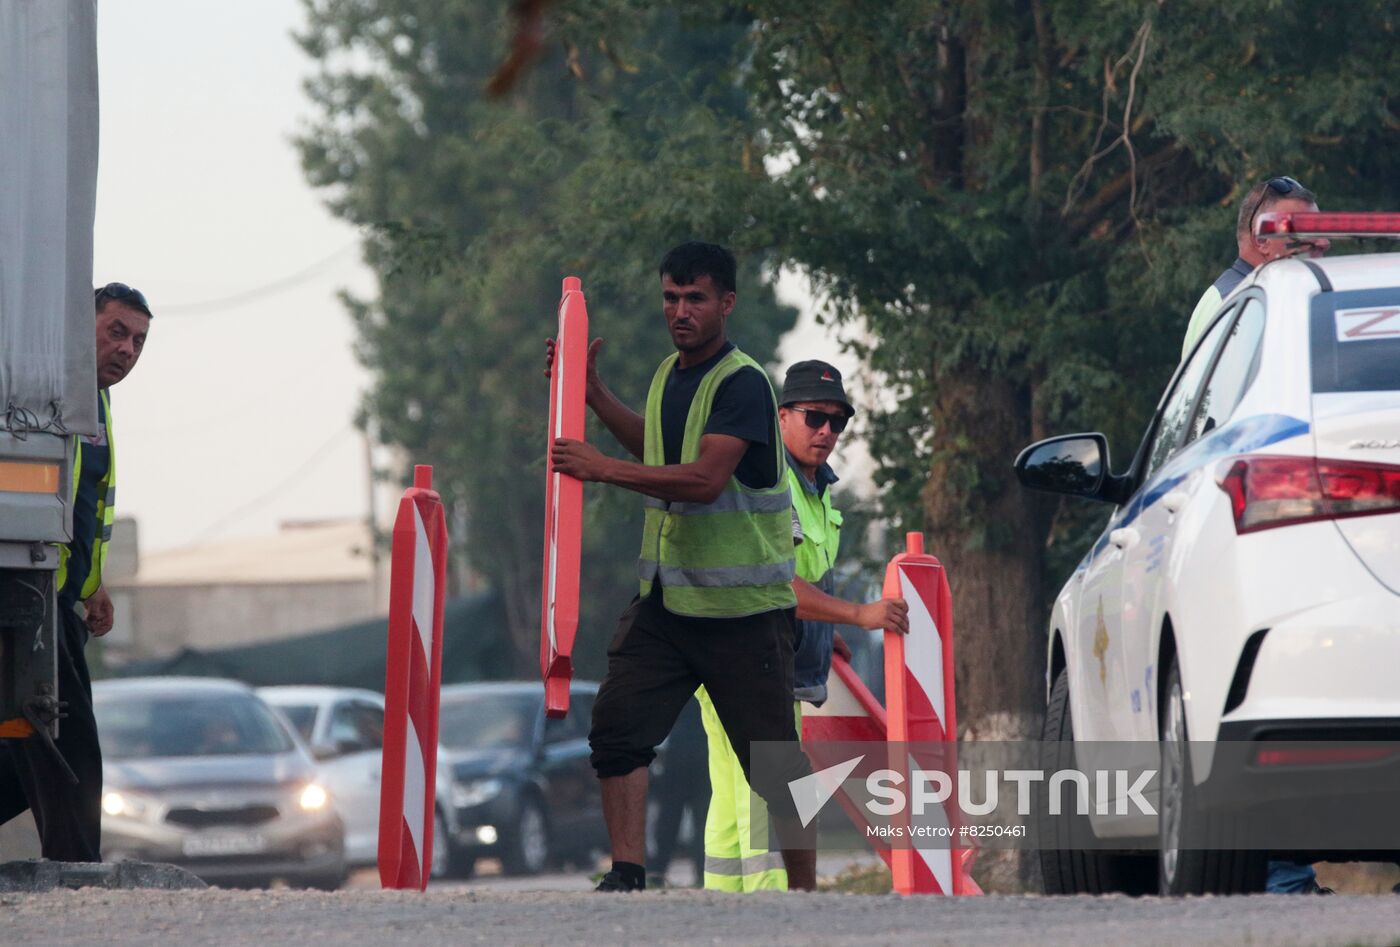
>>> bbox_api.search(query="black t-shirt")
[659,341,779,489]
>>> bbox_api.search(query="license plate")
[181,833,267,857]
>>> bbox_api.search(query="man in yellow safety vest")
[549,242,823,892]
[0,282,152,861]
[700,359,909,891]
[1181,175,1327,359]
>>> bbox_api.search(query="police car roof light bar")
[1256,211,1400,240]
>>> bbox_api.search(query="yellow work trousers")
[696,686,801,892]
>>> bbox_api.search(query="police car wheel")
[1037,667,1156,895]
[1157,659,1265,895]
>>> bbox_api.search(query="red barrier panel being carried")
[378,465,449,890]
[803,656,981,896]
[540,276,588,718]
[802,657,893,855]
[882,532,975,896]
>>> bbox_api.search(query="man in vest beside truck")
[0,282,152,861]
[700,359,909,891]
[549,242,818,892]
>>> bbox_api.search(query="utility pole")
[363,426,381,612]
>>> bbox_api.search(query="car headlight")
[101,790,148,819]
[450,777,503,809]
[299,782,330,812]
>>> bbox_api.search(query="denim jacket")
[788,454,841,705]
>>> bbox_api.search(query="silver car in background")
[258,685,456,879]
[94,678,346,889]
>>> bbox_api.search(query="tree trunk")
[924,370,1056,740]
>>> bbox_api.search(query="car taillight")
[1254,745,1400,767]
[1217,455,1400,533]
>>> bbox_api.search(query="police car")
[1016,213,1400,895]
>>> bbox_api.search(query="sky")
[96,1,379,553]
[94,1,869,556]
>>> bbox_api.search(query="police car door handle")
[1109,527,1140,551]
[1162,490,1188,515]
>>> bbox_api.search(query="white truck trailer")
[0,2,100,754]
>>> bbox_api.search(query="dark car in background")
[436,681,603,877]
[94,678,346,889]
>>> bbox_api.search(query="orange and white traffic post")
[540,276,588,718]
[378,465,449,890]
[883,532,977,896]
[800,535,979,894]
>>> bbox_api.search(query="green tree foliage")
[299,0,1400,724]
[577,0,1400,731]
[295,1,797,675]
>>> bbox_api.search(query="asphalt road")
[10,886,1400,946]
[11,824,1400,945]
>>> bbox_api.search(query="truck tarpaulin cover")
[0,1,99,436]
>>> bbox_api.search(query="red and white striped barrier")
[802,656,888,745]
[883,532,976,896]
[540,276,588,718]
[802,657,895,854]
[378,465,449,890]
[803,655,981,895]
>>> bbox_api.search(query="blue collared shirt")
[788,454,839,498]
[1213,257,1255,300]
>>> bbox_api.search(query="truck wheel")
[1157,659,1265,894]
[1037,667,1156,895]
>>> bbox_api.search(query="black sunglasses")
[1249,176,1307,235]
[95,282,152,317]
[789,405,849,434]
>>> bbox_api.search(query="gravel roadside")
[8,887,1400,946]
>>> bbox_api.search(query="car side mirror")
[312,743,341,761]
[1014,433,1129,504]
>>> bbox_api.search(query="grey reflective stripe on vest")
[704,852,786,876]
[642,490,792,516]
[638,560,796,588]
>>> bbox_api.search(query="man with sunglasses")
[1182,175,1328,358]
[698,360,909,891]
[549,242,820,892]
[0,282,152,862]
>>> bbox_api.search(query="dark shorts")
[588,589,811,817]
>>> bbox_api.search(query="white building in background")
[103,517,390,662]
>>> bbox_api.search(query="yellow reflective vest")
[637,348,796,618]
[56,388,115,600]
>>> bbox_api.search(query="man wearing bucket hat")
[697,358,909,892]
